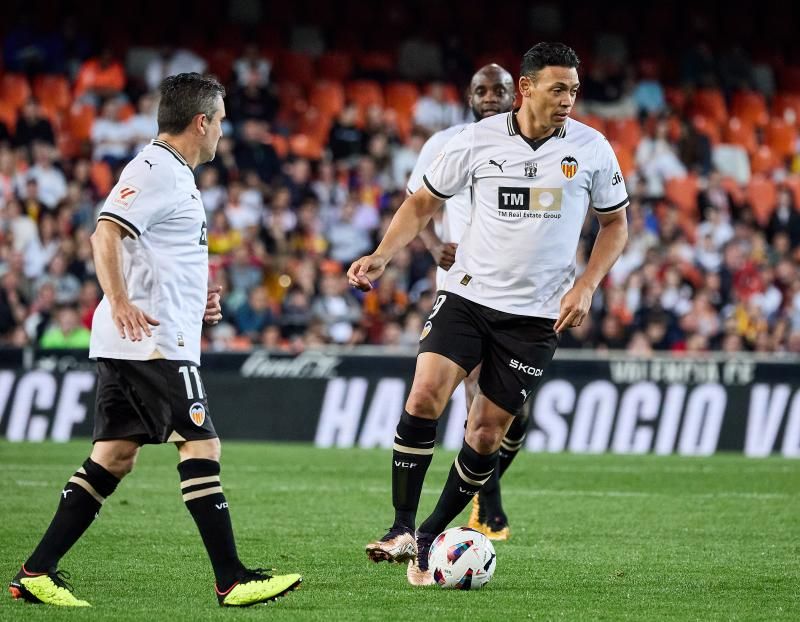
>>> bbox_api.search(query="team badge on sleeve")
[111,184,141,209]
[560,156,578,179]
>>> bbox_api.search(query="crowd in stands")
[1,1,800,354]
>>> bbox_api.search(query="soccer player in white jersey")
[409,64,523,541]
[349,43,629,586]
[9,73,301,608]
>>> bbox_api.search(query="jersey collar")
[507,110,567,151]
[151,139,192,170]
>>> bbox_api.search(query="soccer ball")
[428,527,497,590]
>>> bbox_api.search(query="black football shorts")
[418,291,559,414]
[93,358,217,444]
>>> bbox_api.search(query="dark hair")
[157,73,226,135]
[520,42,580,79]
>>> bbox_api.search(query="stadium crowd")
[1,1,800,354]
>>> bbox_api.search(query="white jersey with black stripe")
[90,140,208,365]
[422,113,629,318]
[407,123,471,289]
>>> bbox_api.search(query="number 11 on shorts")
[178,365,204,399]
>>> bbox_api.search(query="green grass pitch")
[1,441,798,621]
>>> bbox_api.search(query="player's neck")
[514,109,557,141]
[156,133,200,169]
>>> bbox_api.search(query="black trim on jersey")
[152,139,191,169]
[509,110,567,152]
[98,212,142,237]
[594,196,630,213]
[423,175,453,200]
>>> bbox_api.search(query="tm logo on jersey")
[199,222,208,246]
[498,187,563,216]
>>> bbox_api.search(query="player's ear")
[195,113,207,135]
[518,75,532,98]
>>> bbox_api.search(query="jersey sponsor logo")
[509,359,544,376]
[611,171,623,186]
[189,402,206,426]
[489,159,506,173]
[561,156,579,179]
[498,187,563,212]
[199,222,208,246]
[111,184,141,209]
[460,274,472,286]
[420,321,432,341]
[524,160,537,178]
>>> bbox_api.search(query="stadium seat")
[90,160,113,195]
[384,82,419,119]
[765,118,797,159]
[345,80,384,112]
[275,52,315,88]
[664,174,699,216]
[731,91,769,128]
[289,133,324,160]
[746,174,778,225]
[64,103,96,141]
[778,65,800,92]
[33,75,72,111]
[574,114,605,134]
[749,145,778,175]
[206,48,237,84]
[664,87,687,113]
[772,93,800,125]
[424,82,461,104]
[297,107,332,143]
[357,51,396,77]
[308,80,345,120]
[722,117,757,155]
[720,175,746,205]
[317,51,353,82]
[605,118,641,152]
[0,74,31,110]
[609,141,635,177]
[268,133,289,159]
[0,103,17,134]
[690,88,727,125]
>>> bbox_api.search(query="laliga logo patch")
[561,156,578,179]
[420,321,433,341]
[189,402,206,427]
[111,184,141,209]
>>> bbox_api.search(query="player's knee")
[405,384,445,419]
[98,447,139,478]
[465,425,504,454]
[178,437,221,462]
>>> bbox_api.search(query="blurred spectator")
[632,62,666,117]
[234,120,281,183]
[208,210,242,255]
[19,143,67,210]
[145,46,207,92]
[127,93,159,154]
[311,269,362,343]
[0,269,28,337]
[328,104,365,162]
[14,100,55,152]
[677,120,712,175]
[635,118,687,197]
[279,287,312,339]
[228,73,278,124]
[413,83,463,133]
[35,253,81,305]
[39,305,91,349]
[74,49,126,103]
[767,187,800,248]
[198,166,227,215]
[224,180,261,233]
[326,199,372,265]
[91,99,132,168]
[233,43,272,88]
[234,286,275,341]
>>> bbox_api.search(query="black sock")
[25,458,119,573]
[178,459,245,590]
[479,412,529,520]
[392,411,438,531]
[419,440,497,536]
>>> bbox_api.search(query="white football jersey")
[90,140,209,365]
[424,113,629,318]
[408,123,471,289]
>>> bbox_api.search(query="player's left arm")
[554,209,627,333]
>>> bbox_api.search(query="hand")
[347,254,388,291]
[204,284,223,325]
[111,299,160,341]
[554,281,594,333]
[430,242,458,270]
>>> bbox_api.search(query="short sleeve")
[407,128,455,195]
[97,160,175,238]
[421,126,475,200]
[591,138,630,214]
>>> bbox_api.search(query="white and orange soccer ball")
[428,527,497,590]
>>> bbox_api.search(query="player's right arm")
[348,126,474,290]
[91,220,160,341]
[348,188,444,290]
